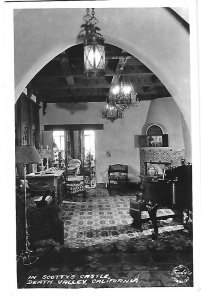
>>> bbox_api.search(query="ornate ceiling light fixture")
[102,96,123,122]
[111,75,139,110]
[79,8,105,77]
[102,57,140,121]
[102,74,139,122]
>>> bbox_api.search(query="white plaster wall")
[41,101,150,182]
[40,97,185,183]
[14,7,191,160]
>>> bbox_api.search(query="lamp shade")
[16,145,42,164]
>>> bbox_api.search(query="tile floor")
[60,188,182,249]
[18,187,193,288]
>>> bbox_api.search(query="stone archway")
[14,7,191,159]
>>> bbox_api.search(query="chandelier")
[79,8,105,77]
[102,96,123,122]
[102,74,139,121]
[111,75,139,110]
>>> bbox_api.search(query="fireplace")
[145,162,171,177]
[139,148,185,176]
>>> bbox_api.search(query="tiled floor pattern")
[60,188,182,249]
[19,188,193,289]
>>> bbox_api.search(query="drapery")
[65,130,85,167]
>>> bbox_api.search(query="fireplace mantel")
[139,147,184,175]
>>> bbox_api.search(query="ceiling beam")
[30,44,171,106]
[35,82,164,90]
[32,72,155,86]
[44,124,104,131]
[40,89,108,98]
[44,90,169,97]
[41,91,170,103]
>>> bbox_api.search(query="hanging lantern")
[83,8,105,77]
[102,97,123,122]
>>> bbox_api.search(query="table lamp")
[16,145,42,265]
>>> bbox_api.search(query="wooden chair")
[108,164,128,188]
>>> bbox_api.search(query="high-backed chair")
[108,164,128,188]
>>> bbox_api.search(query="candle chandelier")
[102,75,139,122]
[79,8,105,77]
[102,96,123,122]
[111,75,139,111]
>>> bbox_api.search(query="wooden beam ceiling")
[30,43,171,104]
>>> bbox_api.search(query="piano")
[141,164,192,210]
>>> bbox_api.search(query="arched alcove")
[146,124,164,136]
[142,123,167,136]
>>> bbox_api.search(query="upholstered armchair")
[60,175,86,200]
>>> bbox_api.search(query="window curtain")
[78,130,85,167]
[65,130,84,166]
[65,131,73,164]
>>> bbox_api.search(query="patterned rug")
[21,189,193,289]
[60,191,183,249]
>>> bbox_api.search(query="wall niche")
[138,124,168,148]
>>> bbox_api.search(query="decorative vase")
[148,166,156,176]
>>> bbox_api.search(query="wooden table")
[26,170,65,204]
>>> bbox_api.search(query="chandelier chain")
[83,8,91,24]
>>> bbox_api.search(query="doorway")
[83,130,95,162]
[52,129,96,187]
[53,131,65,168]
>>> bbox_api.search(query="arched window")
[146,124,163,136]
[138,124,168,147]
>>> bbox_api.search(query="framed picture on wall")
[147,135,163,147]
[138,134,168,147]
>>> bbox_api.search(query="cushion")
[68,159,81,166]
